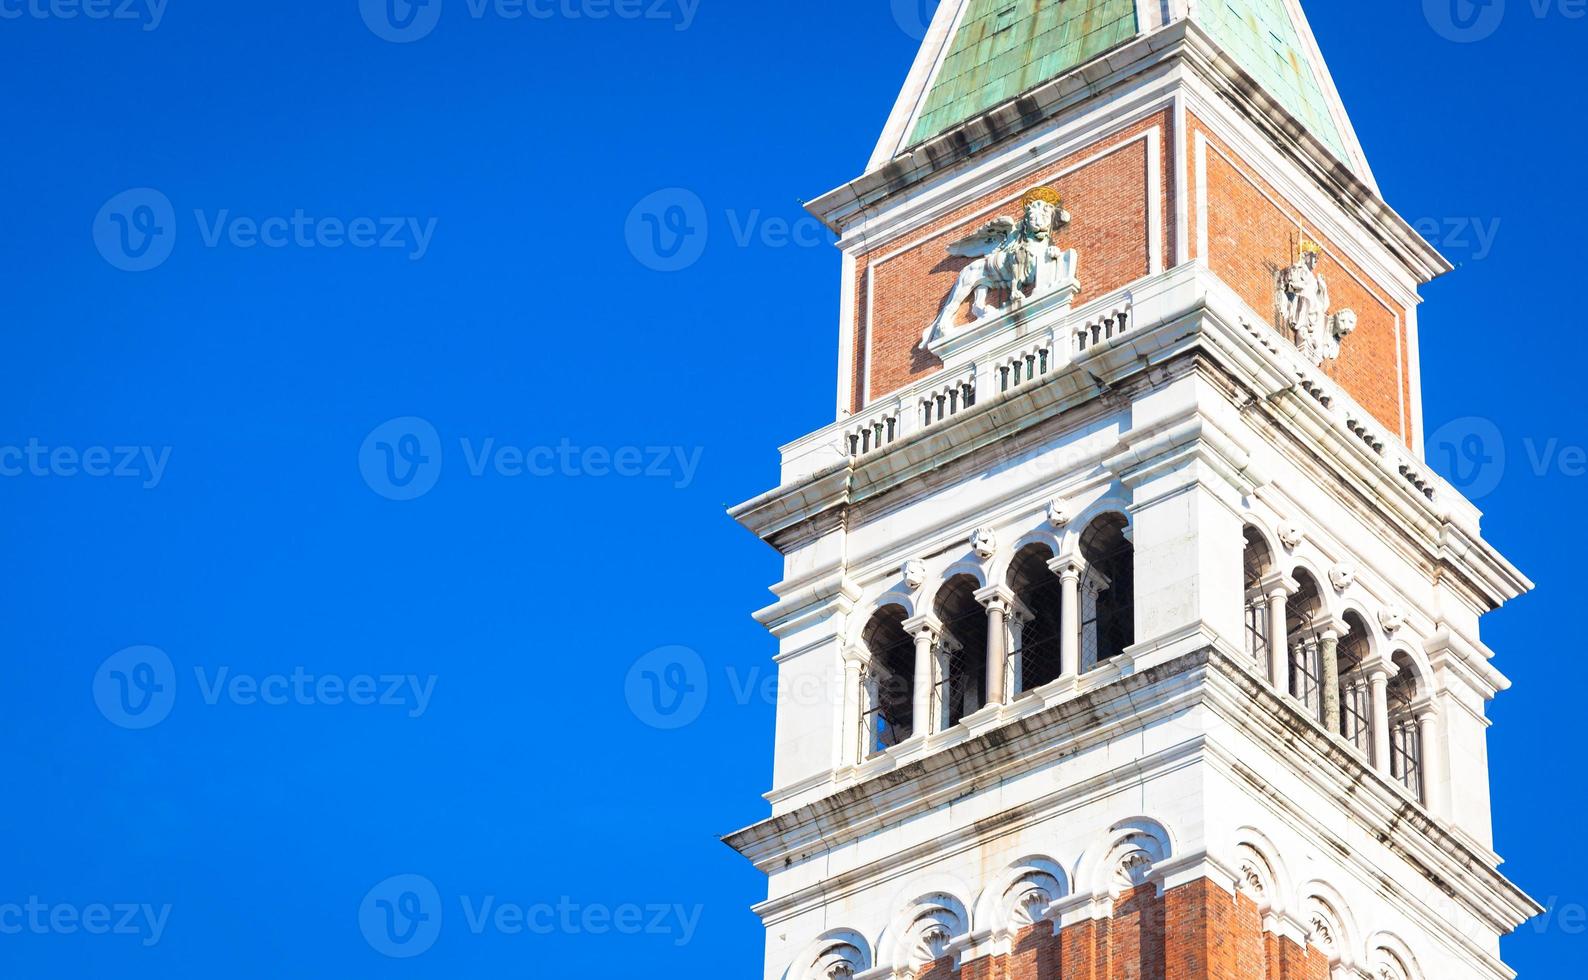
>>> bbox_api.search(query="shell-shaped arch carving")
[1299,881,1360,969]
[1086,816,1173,897]
[790,929,872,980]
[881,889,972,974]
[1366,931,1423,980]
[1229,828,1292,916]
[975,856,1068,938]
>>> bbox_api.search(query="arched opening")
[1007,543,1063,693]
[933,575,989,729]
[1286,570,1325,720]
[1079,514,1134,668]
[1243,528,1275,669]
[1388,652,1424,802]
[1337,612,1373,755]
[860,605,914,757]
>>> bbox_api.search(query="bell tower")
[727,3,1538,979]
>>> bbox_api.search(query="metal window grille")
[1390,716,1424,802]
[859,656,913,760]
[1340,681,1371,755]
[1244,599,1269,668]
[1014,618,1062,693]
[933,642,983,730]
[1291,643,1323,721]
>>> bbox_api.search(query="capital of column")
[1410,696,1440,721]
[842,644,872,667]
[1258,570,1299,600]
[1046,555,1086,583]
[973,583,1017,615]
[902,613,943,642]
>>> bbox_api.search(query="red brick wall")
[1188,113,1413,446]
[913,879,1324,980]
[851,110,1174,413]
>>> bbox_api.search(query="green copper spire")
[1192,0,1347,159]
[903,0,1349,168]
[907,0,1140,147]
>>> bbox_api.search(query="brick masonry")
[923,880,1330,980]
[852,110,1174,414]
[1187,112,1413,447]
[850,110,1415,446]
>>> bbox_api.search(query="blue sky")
[0,1,1583,976]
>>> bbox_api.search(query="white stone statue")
[1279,242,1357,364]
[902,559,926,591]
[920,187,1079,350]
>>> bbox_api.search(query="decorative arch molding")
[879,883,973,976]
[846,595,917,652]
[1082,816,1174,899]
[1298,880,1361,972]
[1056,495,1134,557]
[1285,558,1340,618]
[918,561,989,616]
[1365,931,1424,980]
[1230,826,1292,918]
[991,528,1064,586]
[1384,639,1436,698]
[790,929,873,980]
[1240,517,1282,566]
[973,855,1069,945]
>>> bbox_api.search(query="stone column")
[985,601,1008,706]
[1053,558,1083,681]
[1368,667,1391,774]
[1319,628,1342,734]
[904,615,941,739]
[1259,573,1297,694]
[974,584,1016,709]
[1079,569,1111,672]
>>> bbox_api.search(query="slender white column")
[1265,588,1290,693]
[1059,563,1082,680]
[903,616,941,740]
[1369,667,1391,774]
